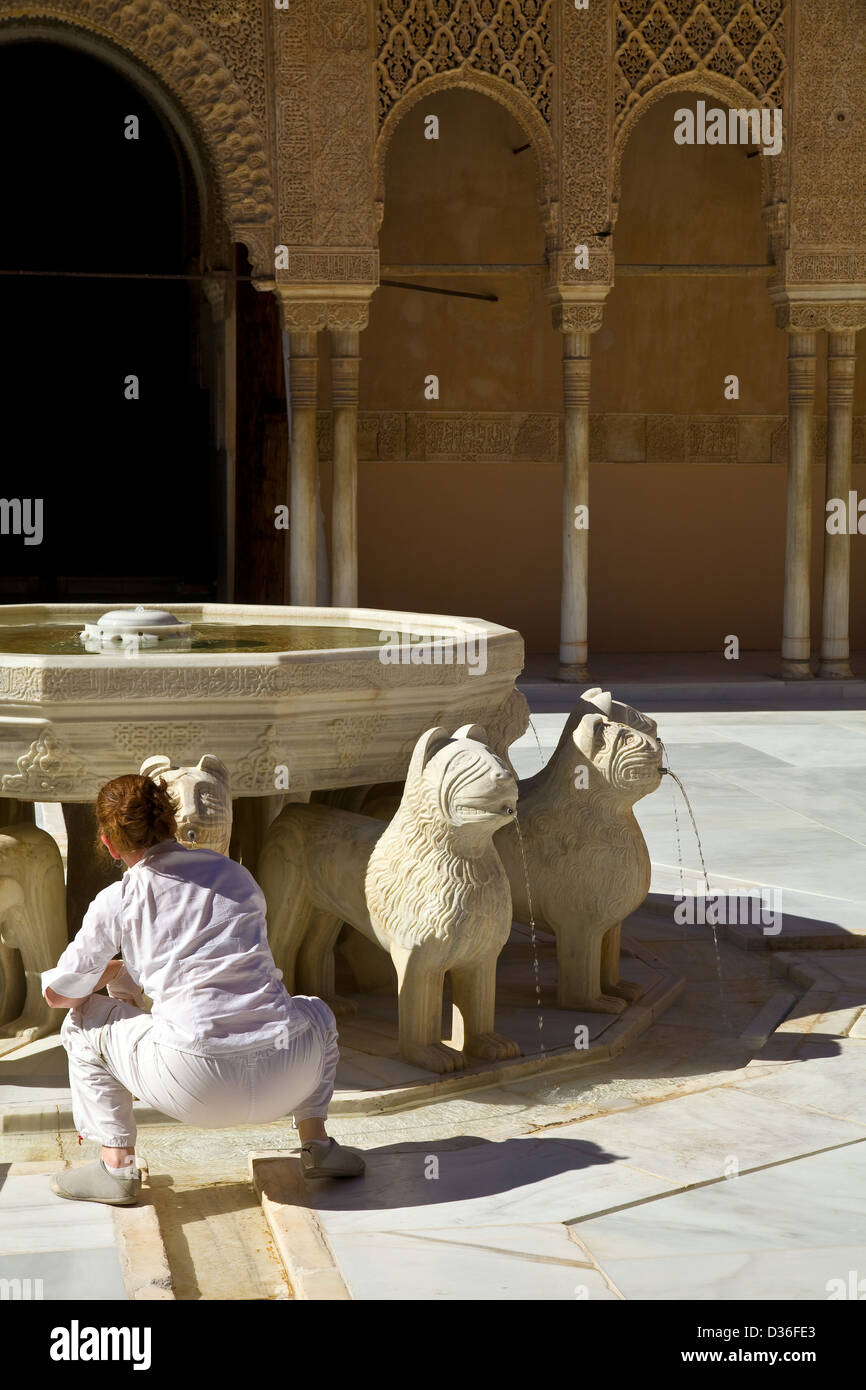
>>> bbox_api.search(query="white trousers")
[60,993,339,1148]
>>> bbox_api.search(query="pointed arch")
[375,67,558,238]
[0,1,276,274]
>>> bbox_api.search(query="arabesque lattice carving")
[787,0,866,249]
[614,1,787,134]
[377,0,554,126]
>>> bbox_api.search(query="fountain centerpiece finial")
[80,605,191,653]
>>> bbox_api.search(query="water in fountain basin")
[659,742,731,1032]
[514,819,545,1054]
[0,622,388,656]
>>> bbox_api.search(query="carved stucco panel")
[272,0,314,245]
[560,0,611,264]
[309,47,377,245]
[272,0,376,259]
[788,0,866,250]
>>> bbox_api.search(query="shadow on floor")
[298,1133,622,1215]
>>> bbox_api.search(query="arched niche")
[0,33,239,600]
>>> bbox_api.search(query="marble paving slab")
[641,878,866,944]
[0,1167,127,1299]
[588,1243,866,1302]
[545,1085,866,1193]
[733,1037,866,1125]
[328,1221,618,1301]
[703,722,866,768]
[571,1141,866,1300]
[0,1247,127,1301]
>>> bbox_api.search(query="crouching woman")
[42,774,364,1205]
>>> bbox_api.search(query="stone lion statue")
[494,687,663,1014]
[0,823,67,1055]
[140,754,232,856]
[258,725,520,1074]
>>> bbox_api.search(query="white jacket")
[42,840,305,1054]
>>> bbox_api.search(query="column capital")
[274,287,372,334]
[770,290,866,334]
[554,304,605,334]
[271,247,377,331]
[548,280,609,336]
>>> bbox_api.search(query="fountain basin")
[0,603,528,802]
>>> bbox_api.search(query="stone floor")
[2,692,865,1299]
[0,1164,127,1300]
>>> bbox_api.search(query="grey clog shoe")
[50,1161,141,1206]
[300,1138,365,1179]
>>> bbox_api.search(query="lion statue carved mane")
[258,724,520,1074]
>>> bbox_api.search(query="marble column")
[819,329,858,678]
[330,329,361,607]
[279,312,320,607]
[781,331,818,678]
[559,330,592,680]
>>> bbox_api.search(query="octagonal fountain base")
[0,601,678,1110]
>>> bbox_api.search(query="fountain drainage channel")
[0,602,685,1115]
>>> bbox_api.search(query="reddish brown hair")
[96,774,177,853]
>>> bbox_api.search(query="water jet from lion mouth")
[514,817,545,1054]
[658,738,731,1032]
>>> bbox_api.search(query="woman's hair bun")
[96,773,178,853]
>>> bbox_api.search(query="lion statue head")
[402,723,518,838]
[140,753,232,855]
[573,711,663,802]
[580,686,658,740]
[367,725,518,947]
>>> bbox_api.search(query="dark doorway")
[0,39,218,602]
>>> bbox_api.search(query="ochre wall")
[351,88,864,655]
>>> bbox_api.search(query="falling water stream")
[527,716,547,772]
[659,741,731,1032]
[514,819,545,1053]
